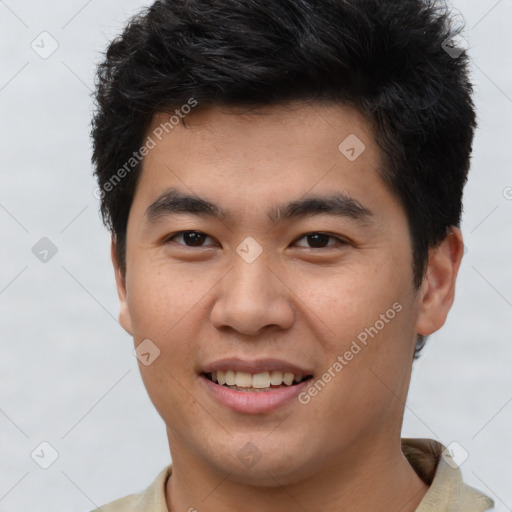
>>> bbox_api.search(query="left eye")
[166,231,345,249]
[294,232,346,248]
[166,231,216,247]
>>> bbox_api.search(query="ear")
[415,227,464,336]
[111,237,133,335]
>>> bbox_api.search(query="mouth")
[200,358,315,413]
[203,370,313,392]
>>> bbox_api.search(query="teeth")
[270,371,283,385]
[235,372,253,387]
[283,372,294,386]
[211,370,306,388]
[252,372,271,388]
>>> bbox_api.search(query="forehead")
[147,102,377,160]
[129,102,401,229]
[144,102,378,176]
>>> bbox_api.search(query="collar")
[100,438,494,511]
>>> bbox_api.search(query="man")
[90,0,494,510]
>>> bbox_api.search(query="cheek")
[300,265,403,344]
[124,257,222,390]
[299,268,415,406]
[125,260,205,416]
[126,258,206,337]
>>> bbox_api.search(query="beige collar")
[96,438,494,511]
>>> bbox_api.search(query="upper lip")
[201,358,314,376]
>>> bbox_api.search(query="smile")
[204,370,311,392]
[201,370,314,414]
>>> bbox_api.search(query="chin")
[217,459,305,487]
[200,437,317,487]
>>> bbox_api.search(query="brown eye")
[294,232,346,249]
[167,231,213,247]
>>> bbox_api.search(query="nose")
[209,254,295,336]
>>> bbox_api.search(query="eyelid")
[293,232,349,248]
[164,231,217,247]
[164,230,349,249]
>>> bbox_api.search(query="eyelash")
[164,231,349,250]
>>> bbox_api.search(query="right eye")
[165,231,217,247]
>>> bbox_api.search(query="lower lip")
[200,374,312,414]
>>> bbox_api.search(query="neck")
[165,436,429,512]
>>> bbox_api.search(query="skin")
[111,102,464,512]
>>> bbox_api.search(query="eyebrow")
[144,187,374,226]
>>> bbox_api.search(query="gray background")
[1,0,511,510]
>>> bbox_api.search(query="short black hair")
[91,0,476,358]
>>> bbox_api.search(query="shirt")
[92,438,494,511]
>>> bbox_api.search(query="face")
[113,102,457,486]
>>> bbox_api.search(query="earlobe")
[415,227,464,336]
[111,237,133,335]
